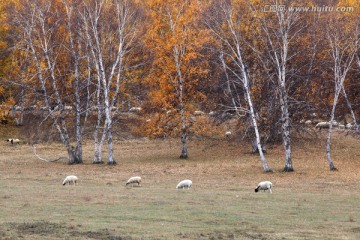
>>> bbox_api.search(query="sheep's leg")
[269,188,272,194]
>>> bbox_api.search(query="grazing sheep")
[305,120,312,125]
[225,131,232,137]
[255,181,272,193]
[6,139,20,144]
[129,107,142,114]
[315,121,338,130]
[62,175,78,186]
[126,176,142,187]
[64,105,73,111]
[315,122,329,129]
[176,179,192,189]
[193,110,205,116]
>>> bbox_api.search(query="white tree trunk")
[165,6,190,160]
[279,83,293,171]
[175,53,188,159]
[245,84,271,172]
[325,22,358,170]
[81,0,138,164]
[64,2,83,163]
[326,95,338,171]
[205,3,271,171]
[93,80,105,164]
[259,7,299,172]
[19,2,81,164]
[341,86,359,131]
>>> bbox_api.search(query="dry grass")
[0,131,360,239]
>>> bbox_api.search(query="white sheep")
[62,175,78,186]
[6,138,20,144]
[129,107,142,114]
[315,121,338,130]
[255,181,272,193]
[225,131,232,137]
[176,179,192,189]
[315,120,339,130]
[193,110,205,116]
[315,122,329,129]
[64,105,73,111]
[126,176,142,187]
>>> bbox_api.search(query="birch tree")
[80,0,140,164]
[257,1,304,172]
[145,0,209,159]
[204,0,271,172]
[13,0,83,163]
[63,0,87,163]
[325,18,359,170]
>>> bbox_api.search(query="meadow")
[0,132,359,239]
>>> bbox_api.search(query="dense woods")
[0,0,359,170]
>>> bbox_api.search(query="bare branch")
[32,145,66,162]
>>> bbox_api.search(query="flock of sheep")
[63,175,273,193]
[307,120,355,130]
[5,138,273,193]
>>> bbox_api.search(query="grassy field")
[0,132,360,239]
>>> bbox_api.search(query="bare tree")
[257,2,304,172]
[204,1,271,172]
[14,0,82,163]
[63,0,86,163]
[80,0,139,164]
[325,21,359,170]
